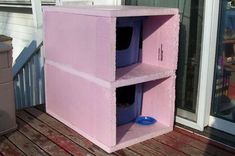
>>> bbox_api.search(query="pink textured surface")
[44,6,179,153]
[43,12,116,81]
[141,77,175,126]
[43,5,178,17]
[45,63,116,146]
[142,15,179,70]
[114,122,172,152]
[115,63,173,87]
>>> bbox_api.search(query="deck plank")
[25,107,139,156]
[2,106,235,156]
[115,148,141,156]
[0,136,25,156]
[142,138,187,156]
[16,110,93,156]
[128,143,164,156]
[166,130,235,156]
[25,107,113,156]
[33,105,187,156]
[5,131,48,156]
[154,134,212,156]
[174,127,235,154]
[16,118,70,156]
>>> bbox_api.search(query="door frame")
[207,0,235,135]
[176,0,220,131]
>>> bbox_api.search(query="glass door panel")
[211,0,235,124]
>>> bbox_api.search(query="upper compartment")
[115,14,179,87]
[43,6,179,83]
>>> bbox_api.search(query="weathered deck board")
[16,118,70,156]
[142,139,187,156]
[16,111,93,156]
[115,149,141,156]
[1,106,235,156]
[6,131,48,156]
[128,143,164,156]
[26,107,147,156]
[24,107,117,156]
[154,135,211,156]
[174,127,235,154]
[0,136,25,156]
[166,130,235,156]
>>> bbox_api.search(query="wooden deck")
[1,106,235,156]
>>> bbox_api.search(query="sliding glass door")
[210,0,235,135]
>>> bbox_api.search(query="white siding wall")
[0,9,35,62]
[0,0,55,4]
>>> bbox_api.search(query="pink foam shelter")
[43,5,179,153]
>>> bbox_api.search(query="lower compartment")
[45,62,175,153]
[113,77,175,153]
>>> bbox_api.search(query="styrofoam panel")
[43,12,116,81]
[45,63,116,146]
[142,14,179,70]
[141,76,175,126]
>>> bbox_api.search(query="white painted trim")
[114,0,122,5]
[209,116,235,135]
[31,0,42,28]
[176,0,220,131]
[176,116,204,131]
[56,0,62,5]
[202,0,220,127]
[196,0,220,129]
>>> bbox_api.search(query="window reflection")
[212,0,235,122]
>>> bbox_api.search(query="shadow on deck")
[1,105,235,156]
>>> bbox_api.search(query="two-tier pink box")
[43,5,179,153]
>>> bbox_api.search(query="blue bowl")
[135,116,156,125]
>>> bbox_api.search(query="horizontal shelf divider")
[114,63,175,88]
